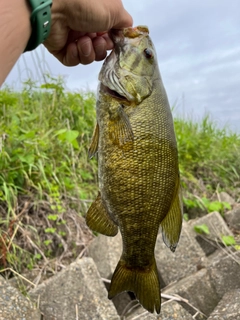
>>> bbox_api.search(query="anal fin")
[86,192,118,236]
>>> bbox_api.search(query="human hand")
[43,0,133,66]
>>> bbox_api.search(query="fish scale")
[86,25,183,314]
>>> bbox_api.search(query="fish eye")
[144,48,154,59]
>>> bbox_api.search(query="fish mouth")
[110,26,149,42]
[101,84,128,101]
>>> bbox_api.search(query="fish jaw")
[110,25,149,43]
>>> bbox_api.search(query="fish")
[86,25,183,314]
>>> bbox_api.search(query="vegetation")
[175,113,240,219]
[0,77,240,283]
[0,77,96,279]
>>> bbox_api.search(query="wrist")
[24,0,52,52]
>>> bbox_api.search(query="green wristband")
[24,0,52,52]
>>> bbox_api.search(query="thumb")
[112,8,133,29]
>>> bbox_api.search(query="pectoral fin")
[161,175,183,252]
[109,105,134,146]
[86,192,118,236]
[88,123,99,159]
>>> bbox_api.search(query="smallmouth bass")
[86,26,183,314]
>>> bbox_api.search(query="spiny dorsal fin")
[86,192,118,237]
[88,122,99,159]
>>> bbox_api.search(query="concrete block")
[87,234,134,317]
[88,232,122,279]
[208,251,240,299]
[188,211,234,255]
[155,221,206,286]
[218,191,235,206]
[130,301,194,319]
[163,268,219,317]
[208,289,240,320]
[29,257,120,320]
[225,204,240,232]
[0,275,41,320]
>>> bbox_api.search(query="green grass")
[0,77,98,207]
[0,76,240,276]
[0,77,97,274]
[174,114,240,218]
[175,115,240,191]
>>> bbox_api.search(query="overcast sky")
[5,0,240,133]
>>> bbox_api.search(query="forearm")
[0,0,31,86]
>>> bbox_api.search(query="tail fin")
[108,258,161,314]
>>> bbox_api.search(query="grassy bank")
[0,77,240,278]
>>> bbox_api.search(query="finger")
[96,32,114,50]
[67,31,87,43]
[101,33,114,50]
[62,42,81,66]
[76,36,95,65]
[86,33,97,39]
[92,37,108,62]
